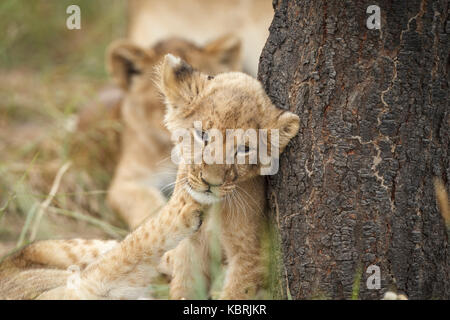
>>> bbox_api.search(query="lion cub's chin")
[185,185,222,205]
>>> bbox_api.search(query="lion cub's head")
[74,36,241,170]
[106,35,242,144]
[158,55,300,205]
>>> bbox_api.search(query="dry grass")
[0,0,128,258]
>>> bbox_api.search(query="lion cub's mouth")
[185,182,222,205]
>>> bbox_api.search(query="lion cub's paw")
[170,192,205,235]
[182,208,204,233]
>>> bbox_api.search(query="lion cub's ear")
[159,54,206,110]
[275,111,300,152]
[204,34,242,71]
[107,40,154,89]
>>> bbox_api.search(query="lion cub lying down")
[0,55,299,299]
[0,186,202,299]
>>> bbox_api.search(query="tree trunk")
[259,0,449,299]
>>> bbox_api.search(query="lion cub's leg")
[108,178,167,229]
[0,240,117,299]
[218,183,267,300]
[17,239,118,270]
[220,213,265,300]
[0,267,70,300]
[37,188,203,299]
[166,222,211,299]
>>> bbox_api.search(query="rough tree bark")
[259,0,449,299]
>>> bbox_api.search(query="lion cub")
[157,54,300,299]
[106,35,241,228]
[0,55,299,300]
[0,186,203,299]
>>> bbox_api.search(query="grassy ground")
[0,0,128,257]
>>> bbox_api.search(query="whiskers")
[160,177,187,194]
[223,184,262,222]
[235,185,263,213]
[159,165,189,194]
[155,155,176,167]
[175,171,262,217]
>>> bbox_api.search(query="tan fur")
[0,239,118,299]
[127,0,273,76]
[157,55,300,299]
[0,185,203,299]
[106,36,242,228]
[0,55,299,300]
[7,239,118,269]
[70,85,123,173]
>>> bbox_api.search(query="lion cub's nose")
[200,171,223,187]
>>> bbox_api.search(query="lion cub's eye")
[194,129,209,145]
[237,145,251,154]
